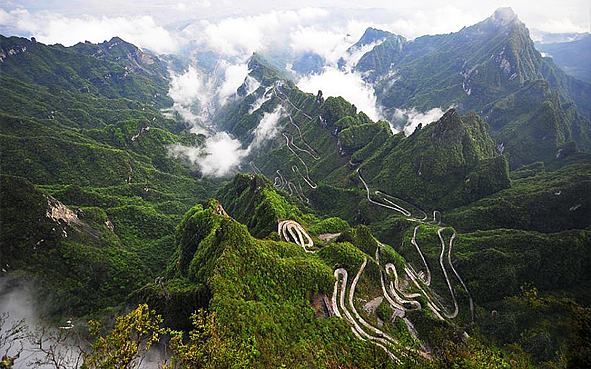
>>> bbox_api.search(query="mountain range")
[1,7,590,368]
[535,32,591,83]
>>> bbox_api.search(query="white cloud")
[248,86,273,114]
[218,62,249,104]
[0,9,12,24]
[244,75,261,95]
[199,132,247,177]
[196,0,212,8]
[165,66,216,132]
[0,9,179,54]
[165,62,251,130]
[288,19,392,67]
[174,2,186,11]
[179,8,337,58]
[168,105,285,177]
[168,132,247,177]
[340,38,385,71]
[297,7,329,19]
[290,26,349,65]
[534,18,588,34]
[297,67,383,121]
[168,66,204,106]
[1,2,588,47]
[388,6,482,40]
[164,104,200,130]
[251,106,284,148]
[195,17,265,57]
[393,107,445,135]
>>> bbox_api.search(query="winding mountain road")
[249,79,475,360]
[274,83,313,121]
[356,166,472,321]
[333,265,401,363]
[250,80,321,203]
[357,169,411,216]
[278,220,314,253]
[443,230,475,322]
[249,161,263,176]
[283,133,317,189]
[287,116,320,160]
[411,226,431,286]
[437,228,460,319]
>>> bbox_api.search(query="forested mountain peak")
[70,36,168,78]
[354,27,400,48]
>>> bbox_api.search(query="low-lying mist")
[0,277,171,368]
[168,105,285,177]
[391,107,446,135]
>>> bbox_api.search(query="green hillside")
[0,35,217,317]
[1,24,590,368]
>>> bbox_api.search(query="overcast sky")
[1,0,589,54]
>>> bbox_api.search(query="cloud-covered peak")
[490,7,521,27]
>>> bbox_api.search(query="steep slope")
[0,175,147,314]
[347,9,591,166]
[155,200,405,368]
[70,36,169,79]
[216,173,316,238]
[0,35,172,110]
[132,175,590,367]
[213,57,510,223]
[444,157,591,233]
[0,36,217,315]
[359,8,591,121]
[481,79,591,167]
[352,29,406,78]
[138,188,523,367]
[201,57,591,364]
[2,32,590,368]
[359,109,509,209]
[338,27,405,72]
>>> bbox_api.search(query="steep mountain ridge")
[70,36,169,79]
[211,56,511,222]
[482,79,591,167]
[0,35,172,109]
[351,8,590,122]
[347,8,591,167]
[361,109,510,209]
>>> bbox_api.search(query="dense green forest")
[1,7,590,368]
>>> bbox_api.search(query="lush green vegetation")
[157,200,401,368]
[444,157,591,233]
[0,36,217,317]
[1,28,590,368]
[353,10,591,169]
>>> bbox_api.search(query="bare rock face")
[45,196,81,226]
[310,293,335,318]
[44,195,103,240]
[105,219,115,232]
[362,296,384,314]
